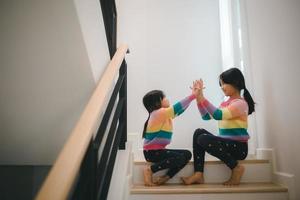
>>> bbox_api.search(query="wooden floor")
[131,182,288,194]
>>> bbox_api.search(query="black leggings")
[193,128,248,172]
[143,149,192,178]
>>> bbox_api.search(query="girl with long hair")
[182,67,255,185]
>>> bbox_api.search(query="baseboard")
[256,148,295,200]
[273,172,295,200]
[123,174,133,200]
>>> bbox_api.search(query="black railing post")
[69,139,97,200]
[119,60,127,150]
[69,58,127,200]
[99,121,125,200]
[100,0,117,58]
[96,99,125,199]
[91,143,98,200]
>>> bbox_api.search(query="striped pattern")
[197,97,249,142]
[143,95,195,150]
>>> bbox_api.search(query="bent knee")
[196,134,213,147]
[193,128,208,138]
[193,128,209,141]
[184,150,192,161]
[177,150,192,164]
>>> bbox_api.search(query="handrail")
[36,44,128,200]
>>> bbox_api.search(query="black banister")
[68,0,126,199]
[96,99,125,199]
[69,54,127,200]
[119,60,127,149]
[100,0,117,58]
[98,121,125,200]
[94,72,125,147]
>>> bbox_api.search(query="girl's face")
[220,80,239,97]
[161,97,170,108]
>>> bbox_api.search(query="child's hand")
[191,81,200,97]
[196,79,205,90]
[191,79,204,96]
[191,79,205,101]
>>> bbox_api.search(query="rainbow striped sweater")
[198,97,249,142]
[143,94,195,150]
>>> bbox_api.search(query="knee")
[193,128,208,143]
[196,133,212,148]
[178,151,192,166]
[193,128,207,139]
[184,150,192,161]
[197,135,207,146]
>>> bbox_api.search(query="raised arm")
[155,94,196,120]
[173,94,196,117]
[193,79,247,120]
[197,101,212,120]
[192,79,211,120]
[198,98,247,120]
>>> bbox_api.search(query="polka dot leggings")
[143,149,192,178]
[193,128,248,172]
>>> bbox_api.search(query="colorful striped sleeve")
[154,94,196,120]
[199,98,248,120]
[197,102,212,120]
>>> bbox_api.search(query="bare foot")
[143,166,156,186]
[181,172,204,185]
[153,175,170,185]
[223,164,245,185]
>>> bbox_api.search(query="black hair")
[142,90,165,138]
[219,67,255,115]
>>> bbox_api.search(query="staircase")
[128,152,288,200]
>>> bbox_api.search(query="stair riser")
[133,163,272,184]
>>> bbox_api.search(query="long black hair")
[142,90,165,138]
[219,68,255,115]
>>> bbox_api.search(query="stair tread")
[131,182,287,194]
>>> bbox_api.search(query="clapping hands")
[191,79,205,101]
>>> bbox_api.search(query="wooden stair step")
[132,155,272,184]
[131,182,287,194]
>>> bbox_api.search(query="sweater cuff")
[189,94,196,100]
[197,98,207,106]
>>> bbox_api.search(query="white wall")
[74,0,110,82]
[244,0,300,198]
[0,0,109,165]
[117,0,223,149]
